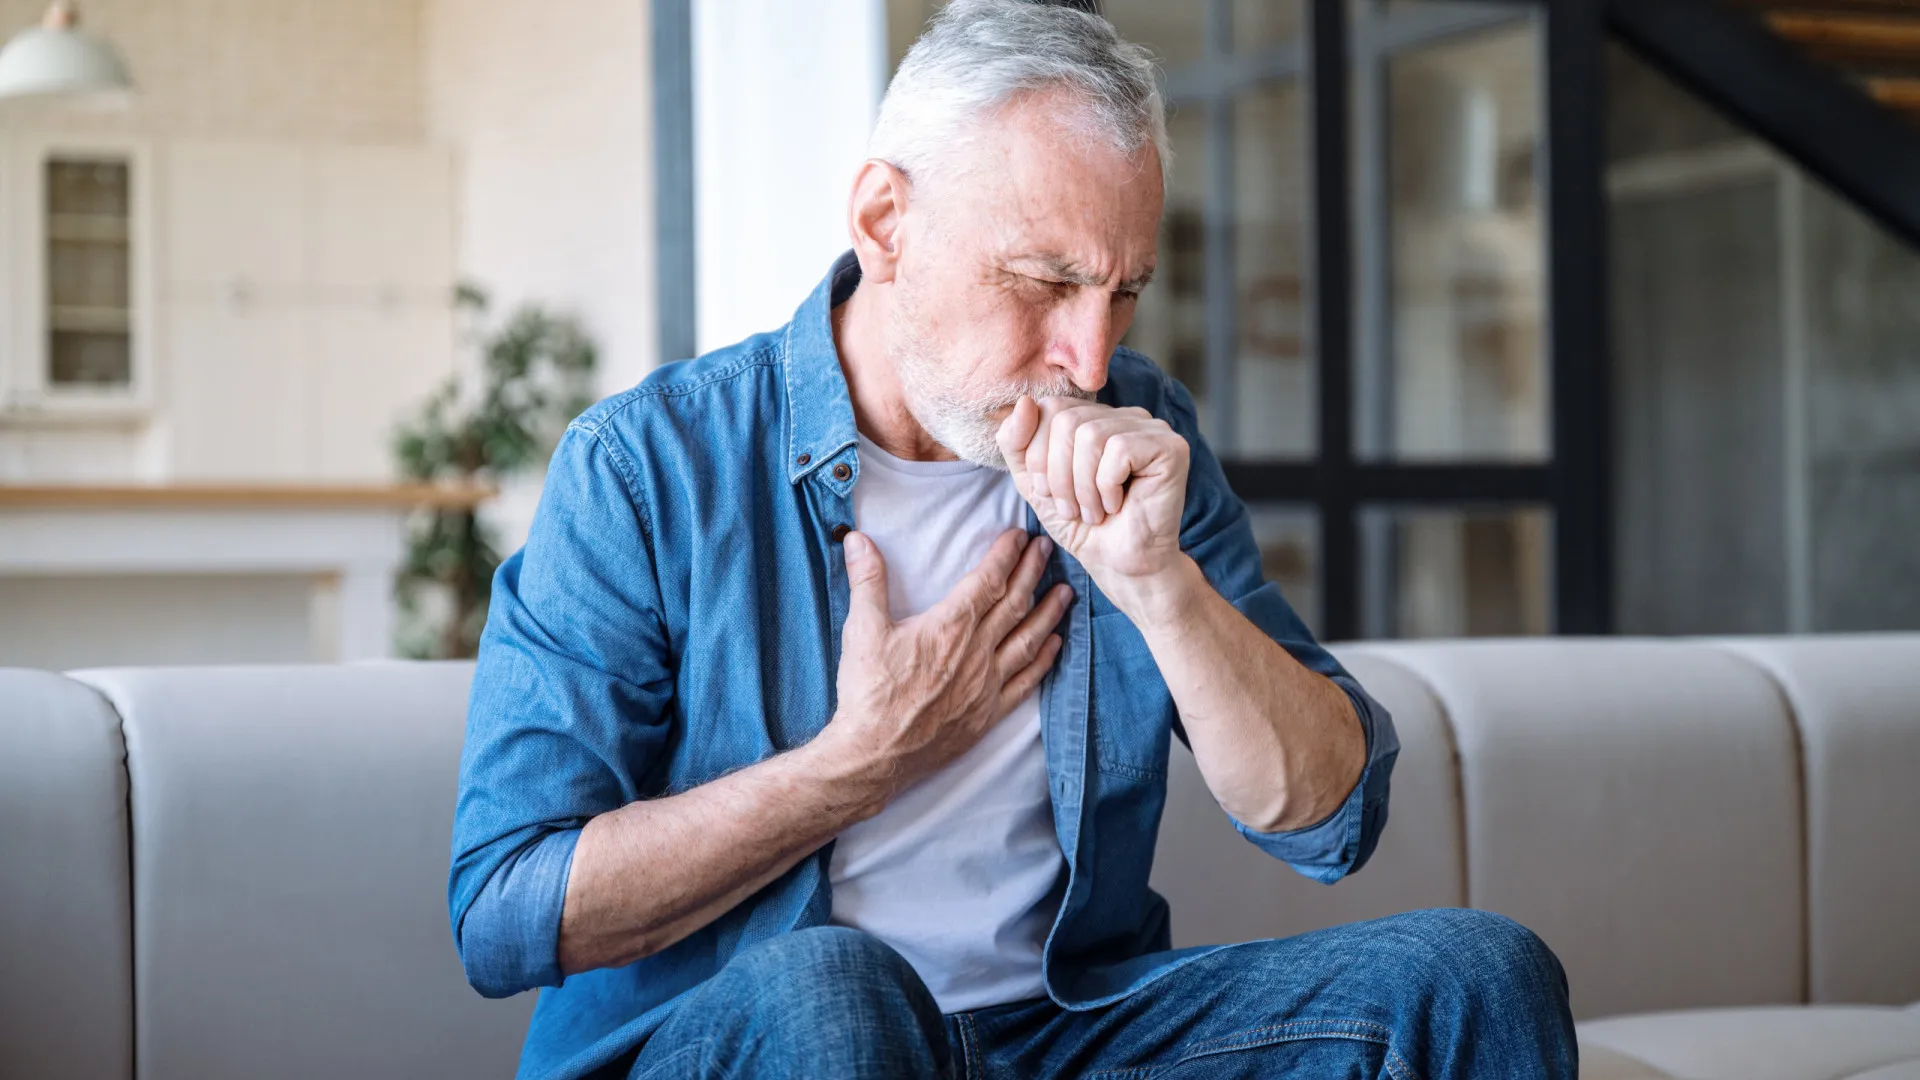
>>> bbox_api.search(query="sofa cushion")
[71,661,532,1080]
[1713,635,1920,1006]
[1356,639,1805,1020]
[1581,1045,1681,1080]
[1579,1003,1920,1079]
[0,668,133,1080]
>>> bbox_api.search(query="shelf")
[0,482,499,510]
[47,213,130,244]
[49,307,133,333]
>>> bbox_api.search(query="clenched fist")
[995,395,1190,608]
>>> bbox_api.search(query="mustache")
[972,379,1095,415]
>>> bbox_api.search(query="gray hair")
[869,0,1170,196]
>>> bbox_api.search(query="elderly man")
[450,1,1576,1077]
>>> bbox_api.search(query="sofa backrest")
[1713,636,1920,1006]
[1149,635,1920,1022]
[68,661,529,1080]
[5,635,1917,1079]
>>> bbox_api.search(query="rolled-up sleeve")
[1157,368,1400,885]
[447,421,676,998]
[1227,672,1398,882]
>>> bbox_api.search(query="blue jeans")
[624,909,1577,1078]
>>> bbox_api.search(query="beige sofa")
[3,635,1917,1079]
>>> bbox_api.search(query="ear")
[847,159,910,285]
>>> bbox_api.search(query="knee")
[718,926,935,1026]
[1377,909,1569,1010]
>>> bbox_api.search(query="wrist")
[790,722,896,824]
[1099,553,1209,626]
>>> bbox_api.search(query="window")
[1109,0,1575,640]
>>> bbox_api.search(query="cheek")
[950,290,1048,372]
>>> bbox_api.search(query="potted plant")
[392,283,597,659]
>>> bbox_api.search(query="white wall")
[0,0,427,141]
[692,0,888,352]
[423,0,658,548]
[423,0,657,400]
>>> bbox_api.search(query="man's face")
[887,92,1164,467]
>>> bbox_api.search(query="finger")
[1072,418,1135,525]
[932,528,1028,624]
[1024,397,1078,500]
[1095,434,1131,516]
[842,531,892,631]
[1000,633,1063,711]
[995,582,1073,668]
[984,533,1053,636]
[996,395,1041,477]
[1047,407,1103,521]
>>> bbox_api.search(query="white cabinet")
[162,300,313,478]
[163,141,309,298]
[156,140,457,481]
[308,145,455,300]
[2,135,456,483]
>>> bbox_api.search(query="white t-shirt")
[827,433,1064,1013]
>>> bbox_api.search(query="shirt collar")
[781,250,864,485]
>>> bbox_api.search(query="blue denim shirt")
[450,253,1399,1080]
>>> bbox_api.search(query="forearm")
[556,732,887,975]
[1107,555,1366,832]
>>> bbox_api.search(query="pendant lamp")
[0,1,134,102]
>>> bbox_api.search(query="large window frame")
[1159,0,1611,640]
[652,0,1614,640]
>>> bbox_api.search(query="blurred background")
[0,0,1916,670]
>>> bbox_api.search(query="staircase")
[1607,0,1920,249]
[1726,0,1920,123]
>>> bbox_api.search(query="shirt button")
[832,463,852,481]
[796,453,811,466]
[830,524,851,542]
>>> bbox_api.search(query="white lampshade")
[0,2,133,102]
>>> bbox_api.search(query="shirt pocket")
[1089,609,1173,780]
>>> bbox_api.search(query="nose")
[1049,290,1114,393]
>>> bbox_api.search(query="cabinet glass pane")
[46,158,133,389]
[1369,20,1546,461]
[50,332,132,386]
[49,240,131,309]
[47,159,129,217]
[1361,506,1550,637]
[1251,506,1321,635]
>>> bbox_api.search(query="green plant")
[392,283,598,659]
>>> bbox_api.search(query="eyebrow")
[1021,255,1157,293]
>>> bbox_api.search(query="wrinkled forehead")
[933,96,1164,265]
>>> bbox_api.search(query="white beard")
[889,289,1093,468]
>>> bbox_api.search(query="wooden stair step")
[1765,11,1920,62]
[1728,0,1920,14]
[1864,74,1920,115]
